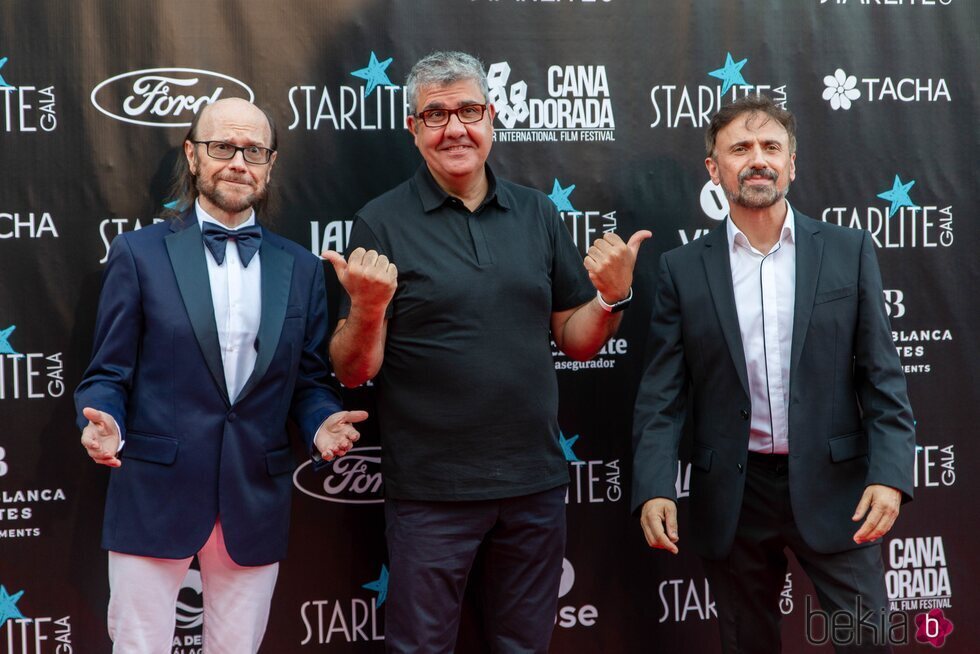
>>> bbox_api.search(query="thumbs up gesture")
[322,248,398,314]
[583,231,652,303]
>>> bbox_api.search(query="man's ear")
[406,114,421,148]
[183,140,197,175]
[705,156,719,184]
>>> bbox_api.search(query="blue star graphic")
[0,57,11,88]
[876,175,918,219]
[0,585,27,625]
[362,565,389,607]
[708,53,750,95]
[548,179,577,213]
[0,326,19,355]
[559,432,581,463]
[351,52,394,97]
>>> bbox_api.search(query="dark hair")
[705,95,796,158]
[161,101,278,219]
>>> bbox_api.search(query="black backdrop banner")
[1,1,976,652]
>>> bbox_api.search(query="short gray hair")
[405,51,489,114]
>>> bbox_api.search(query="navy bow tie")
[202,222,262,266]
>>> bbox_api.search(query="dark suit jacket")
[631,211,914,559]
[75,210,342,566]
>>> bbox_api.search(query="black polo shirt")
[339,164,594,501]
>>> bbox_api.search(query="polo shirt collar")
[414,163,511,213]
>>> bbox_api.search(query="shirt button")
[740,409,750,421]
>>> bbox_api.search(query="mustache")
[218,174,254,185]
[739,168,778,183]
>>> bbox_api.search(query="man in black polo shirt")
[323,51,649,653]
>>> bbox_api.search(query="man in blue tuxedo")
[632,96,915,653]
[75,98,366,653]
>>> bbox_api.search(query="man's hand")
[80,407,121,468]
[314,410,369,461]
[584,230,652,304]
[852,484,902,544]
[640,497,679,554]
[323,248,397,314]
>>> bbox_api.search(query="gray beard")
[725,181,788,209]
[723,168,788,209]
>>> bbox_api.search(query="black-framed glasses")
[192,140,275,165]
[415,104,487,128]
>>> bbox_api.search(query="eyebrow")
[730,139,783,149]
[421,99,483,111]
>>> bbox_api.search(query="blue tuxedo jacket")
[75,210,342,566]
[632,212,915,559]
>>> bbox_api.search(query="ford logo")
[293,446,385,504]
[90,68,254,127]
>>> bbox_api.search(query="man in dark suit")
[632,95,914,653]
[75,98,366,653]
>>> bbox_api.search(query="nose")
[748,144,768,168]
[227,149,249,170]
[443,113,468,137]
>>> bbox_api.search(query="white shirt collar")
[726,200,795,255]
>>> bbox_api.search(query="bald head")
[195,98,275,149]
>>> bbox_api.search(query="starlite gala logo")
[300,563,387,645]
[293,446,384,504]
[91,68,254,127]
[821,173,953,248]
[288,51,408,131]
[650,52,789,129]
[0,583,73,653]
[560,431,623,504]
[547,178,618,256]
[0,325,65,401]
[0,56,58,133]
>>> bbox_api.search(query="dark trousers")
[383,486,567,654]
[702,453,893,654]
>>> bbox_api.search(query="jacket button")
[740,409,750,420]
[227,412,237,422]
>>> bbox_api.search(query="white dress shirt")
[197,201,262,404]
[726,202,796,454]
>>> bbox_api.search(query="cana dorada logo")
[91,68,254,127]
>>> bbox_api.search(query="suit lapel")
[701,222,750,398]
[165,212,230,404]
[235,231,293,404]
[790,213,823,387]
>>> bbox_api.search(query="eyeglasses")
[415,104,487,128]
[192,140,275,165]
